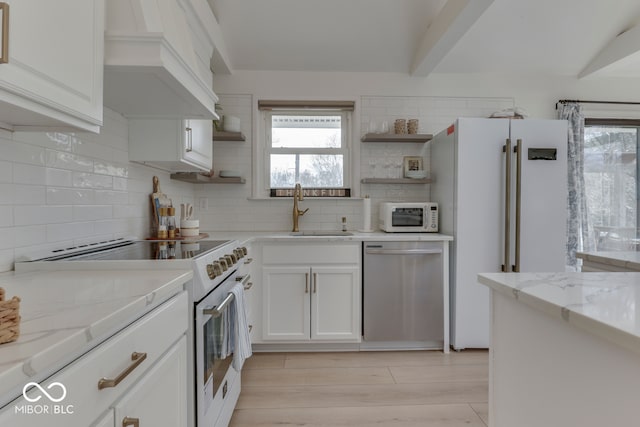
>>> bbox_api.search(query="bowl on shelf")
[405,170,427,179]
[223,116,241,133]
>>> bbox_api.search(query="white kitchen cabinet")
[92,410,115,427]
[0,0,103,132]
[114,335,188,427]
[104,0,219,119]
[0,291,188,426]
[128,119,213,172]
[261,243,361,343]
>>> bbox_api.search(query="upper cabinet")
[129,118,213,172]
[104,0,219,120]
[0,0,104,132]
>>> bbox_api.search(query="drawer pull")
[98,352,147,390]
[244,282,253,291]
[122,417,140,427]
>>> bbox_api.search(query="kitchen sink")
[290,231,354,236]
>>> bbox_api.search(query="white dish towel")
[230,283,252,370]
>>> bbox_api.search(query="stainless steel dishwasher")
[362,241,444,349]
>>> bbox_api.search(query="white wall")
[3,70,640,270]
[0,109,196,272]
[198,70,640,233]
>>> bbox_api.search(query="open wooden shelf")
[361,133,433,143]
[213,130,246,141]
[361,178,432,184]
[170,173,245,184]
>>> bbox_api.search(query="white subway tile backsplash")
[13,185,46,205]
[46,168,73,187]
[73,205,113,222]
[0,160,12,183]
[46,221,94,242]
[95,189,129,205]
[0,184,13,205]
[0,94,514,270]
[0,249,13,272]
[47,188,94,205]
[72,172,113,189]
[12,225,47,248]
[0,139,46,165]
[13,163,47,185]
[94,161,129,178]
[0,205,12,226]
[14,205,73,226]
[46,150,94,172]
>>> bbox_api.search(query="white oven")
[195,260,251,427]
[15,238,252,427]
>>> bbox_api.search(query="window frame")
[259,108,353,197]
[584,118,640,250]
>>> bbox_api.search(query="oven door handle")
[203,292,235,317]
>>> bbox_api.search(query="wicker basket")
[0,287,20,344]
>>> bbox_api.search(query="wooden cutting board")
[150,176,171,235]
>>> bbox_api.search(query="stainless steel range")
[15,237,252,427]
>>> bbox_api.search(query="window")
[258,101,353,197]
[584,120,640,250]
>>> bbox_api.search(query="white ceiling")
[207,0,640,78]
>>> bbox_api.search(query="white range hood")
[104,0,219,119]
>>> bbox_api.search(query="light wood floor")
[230,350,489,426]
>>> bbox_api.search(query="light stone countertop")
[577,251,640,271]
[0,269,192,407]
[478,272,640,356]
[202,231,454,247]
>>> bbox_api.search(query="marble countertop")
[202,231,453,246]
[0,269,192,407]
[478,272,640,356]
[577,251,640,270]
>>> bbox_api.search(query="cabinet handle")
[185,127,193,152]
[122,417,140,427]
[98,352,147,390]
[244,282,253,291]
[0,3,8,64]
[244,257,253,265]
[304,272,309,293]
[313,272,317,293]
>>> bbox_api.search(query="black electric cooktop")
[42,240,231,261]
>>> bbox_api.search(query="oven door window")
[392,208,424,227]
[203,311,233,398]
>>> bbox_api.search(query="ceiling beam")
[579,24,640,78]
[410,0,494,76]
[208,10,233,75]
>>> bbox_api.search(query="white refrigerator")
[430,118,568,350]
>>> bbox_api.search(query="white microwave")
[379,202,438,233]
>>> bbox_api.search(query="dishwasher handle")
[364,248,442,255]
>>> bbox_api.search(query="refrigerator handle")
[513,140,522,272]
[502,139,511,272]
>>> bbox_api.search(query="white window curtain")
[558,102,594,269]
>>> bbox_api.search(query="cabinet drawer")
[0,291,188,427]
[263,244,359,264]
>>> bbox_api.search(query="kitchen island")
[477,272,640,427]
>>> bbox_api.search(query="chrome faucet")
[292,183,309,232]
